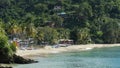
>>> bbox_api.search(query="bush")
[0,35,8,48]
[0,34,13,57]
[10,43,17,53]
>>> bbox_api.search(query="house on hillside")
[57,12,66,15]
[53,6,62,11]
[57,12,68,18]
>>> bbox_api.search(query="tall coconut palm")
[76,28,91,44]
[26,23,37,38]
[19,23,28,40]
[8,23,22,39]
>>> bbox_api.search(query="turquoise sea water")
[14,46,120,68]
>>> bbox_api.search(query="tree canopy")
[0,0,120,44]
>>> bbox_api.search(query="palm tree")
[26,23,37,38]
[36,27,44,45]
[76,28,91,44]
[8,23,22,39]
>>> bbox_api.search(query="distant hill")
[0,0,120,44]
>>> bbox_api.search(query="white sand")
[16,44,120,57]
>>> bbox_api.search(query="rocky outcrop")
[0,54,38,68]
[0,55,13,63]
[0,65,12,68]
[0,54,38,64]
[13,54,38,64]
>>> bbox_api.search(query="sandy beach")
[16,44,120,57]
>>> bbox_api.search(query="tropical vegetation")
[0,0,120,45]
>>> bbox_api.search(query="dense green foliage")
[0,27,17,63]
[0,0,120,44]
[37,27,58,44]
[0,33,14,61]
[10,43,17,53]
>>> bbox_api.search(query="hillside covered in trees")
[0,0,120,44]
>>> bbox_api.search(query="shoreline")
[16,44,120,57]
